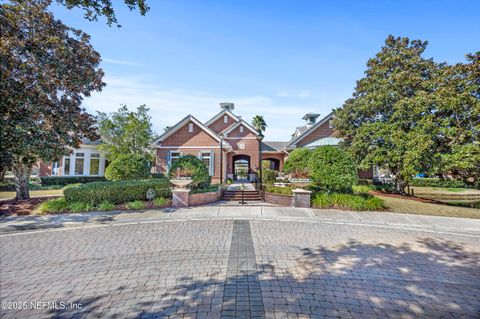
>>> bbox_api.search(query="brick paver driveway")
[1,220,479,318]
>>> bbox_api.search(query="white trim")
[151,115,221,146]
[205,109,240,126]
[223,119,259,137]
[288,112,334,147]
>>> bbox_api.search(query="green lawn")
[377,195,480,219]
[0,189,63,200]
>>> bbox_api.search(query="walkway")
[1,206,480,237]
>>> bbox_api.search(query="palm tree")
[252,115,267,133]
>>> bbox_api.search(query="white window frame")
[188,123,193,133]
[74,152,85,175]
[240,125,244,133]
[168,151,182,169]
[198,151,214,176]
[89,153,101,176]
[224,115,228,123]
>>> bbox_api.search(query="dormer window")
[188,123,193,133]
[240,125,244,133]
[224,115,228,123]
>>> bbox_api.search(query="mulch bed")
[370,190,446,204]
[0,196,60,216]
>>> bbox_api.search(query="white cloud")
[276,90,311,98]
[83,74,335,140]
[102,58,140,66]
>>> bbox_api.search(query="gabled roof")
[205,109,240,127]
[261,141,289,152]
[287,112,334,147]
[150,114,221,147]
[222,119,259,137]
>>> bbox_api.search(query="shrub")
[64,179,171,205]
[97,201,116,211]
[284,148,311,175]
[169,155,210,189]
[263,169,279,184]
[226,178,233,185]
[153,197,168,206]
[352,184,373,195]
[36,198,68,214]
[264,185,293,195]
[190,184,219,194]
[105,154,151,181]
[312,193,384,211]
[308,146,357,193]
[151,172,165,179]
[68,202,93,213]
[40,176,106,186]
[410,178,468,188]
[125,200,146,210]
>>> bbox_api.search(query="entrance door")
[232,155,251,181]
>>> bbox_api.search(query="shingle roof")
[261,141,289,152]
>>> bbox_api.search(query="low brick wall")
[189,189,223,206]
[263,192,294,206]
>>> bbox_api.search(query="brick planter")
[188,188,223,206]
[263,192,294,206]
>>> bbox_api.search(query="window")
[90,153,100,175]
[328,120,333,129]
[224,115,228,123]
[52,161,60,175]
[188,123,193,133]
[200,152,213,175]
[75,153,84,175]
[64,158,71,175]
[240,125,244,133]
[170,152,181,167]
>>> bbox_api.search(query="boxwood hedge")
[40,176,106,186]
[64,179,171,205]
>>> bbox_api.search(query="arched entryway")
[263,158,280,171]
[232,155,251,181]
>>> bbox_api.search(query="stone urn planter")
[289,178,311,188]
[169,178,193,190]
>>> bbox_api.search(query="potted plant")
[289,169,311,188]
[169,167,193,189]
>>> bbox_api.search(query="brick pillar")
[172,189,190,207]
[292,189,312,208]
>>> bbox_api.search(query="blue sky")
[50,0,480,141]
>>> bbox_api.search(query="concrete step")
[222,190,262,201]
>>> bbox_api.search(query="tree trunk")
[12,162,32,200]
[393,176,407,195]
[0,168,5,182]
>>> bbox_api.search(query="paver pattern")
[0,219,479,318]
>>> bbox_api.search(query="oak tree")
[0,0,105,199]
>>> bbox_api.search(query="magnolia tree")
[0,0,105,199]
[334,35,480,193]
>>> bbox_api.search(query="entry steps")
[222,190,262,201]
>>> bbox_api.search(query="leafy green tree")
[169,155,211,189]
[104,154,150,180]
[284,148,311,176]
[333,35,439,194]
[0,0,104,199]
[252,115,267,133]
[308,146,357,193]
[97,105,154,160]
[56,0,149,26]
[434,52,480,186]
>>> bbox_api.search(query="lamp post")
[219,133,224,184]
[257,132,264,190]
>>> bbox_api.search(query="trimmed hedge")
[308,146,357,193]
[64,179,171,205]
[264,185,293,195]
[40,176,106,186]
[410,178,468,188]
[169,155,210,189]
[312,193,384,211]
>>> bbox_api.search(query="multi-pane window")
[201,152,213,175]
[90,153,100,175]
[64,158,71,175]
[75,153,84,175]
[170,152,181,167]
